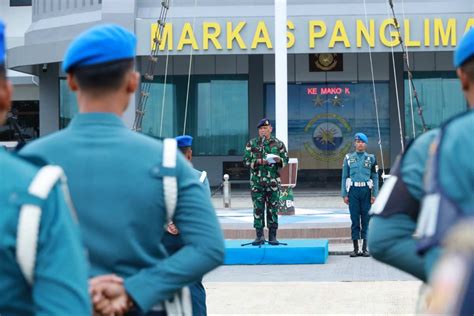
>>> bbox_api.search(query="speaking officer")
[20,24,225,316]
[341,132,379,257]
[243,118,288,246]
[0,20,91,315]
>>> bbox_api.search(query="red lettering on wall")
[306,87,351,95]
[307,88,318,95]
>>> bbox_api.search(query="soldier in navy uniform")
[368,129,438,281]
[415,28,474,277]
[341,133,379,257]
[162,135,210,316]
[20,24,225,316]
[174,135,210,195]
[0,20,91,315]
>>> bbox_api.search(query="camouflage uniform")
[244,136,288,229]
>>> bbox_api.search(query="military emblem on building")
[309,53,343,72]
[304,113,352,162]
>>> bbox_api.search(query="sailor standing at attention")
[341,133,379,257]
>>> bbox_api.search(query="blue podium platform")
[224,239,329,265]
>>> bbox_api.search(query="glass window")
[10,0,32,6]
[0,101,39,142]
[404,73,466,137]
[141,82,176,138]
[59,79,79,129]
[266,82,390,170]
[194,79,248,156]
[58,75,249,156]
[143,75,249,156]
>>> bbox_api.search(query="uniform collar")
[69,112,126,129]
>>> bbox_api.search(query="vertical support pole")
[274,0,288,147]
[223,174,231,208]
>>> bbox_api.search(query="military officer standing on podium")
[243,118,288,246]
[0,20,91,315]
[341,133,379,257]
[20,24,225,316]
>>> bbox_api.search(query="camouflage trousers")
[251,181,280,229]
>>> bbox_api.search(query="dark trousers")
[348,186,371,240]
[190,282,207,316]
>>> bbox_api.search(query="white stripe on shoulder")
[199,171,207,183]
[17,165,64,285]
[163,138,177,168]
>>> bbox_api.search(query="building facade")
[6,0,473,186]
[0,1,39,143]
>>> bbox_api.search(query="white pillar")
[274,0,288,147]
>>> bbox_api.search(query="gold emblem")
[315,53,338,71]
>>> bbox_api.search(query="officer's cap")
[176,135,193,148]
[257,118,271,129]
[62,24,136,73]
[454,28,474,68]
[354,132,368,144]
[0,20,5,65]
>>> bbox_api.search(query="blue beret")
[454,28,474,68]
[0,20,5,65]
[354,132,368,144]
[257,118,271,128]
[62,24,136,73]
[176,135,193,148]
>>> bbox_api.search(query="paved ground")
[204,257,422,315]
[205,257,415,283]
[205,281,421,315]
[205,189,421,314]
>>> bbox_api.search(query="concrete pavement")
[205,281,421,315]
[204,189,422,314]
[204,257,422,315]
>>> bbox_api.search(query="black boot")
[362,239,370,257]
[349,240,359,257]
[268,227,279,245]
[252,228,265,246]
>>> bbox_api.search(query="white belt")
[352,181,367,187]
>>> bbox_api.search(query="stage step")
[224,239,329,265]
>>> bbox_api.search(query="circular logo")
[314,53,338,71]
[304,113,352,162]
[313,122,343,151]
